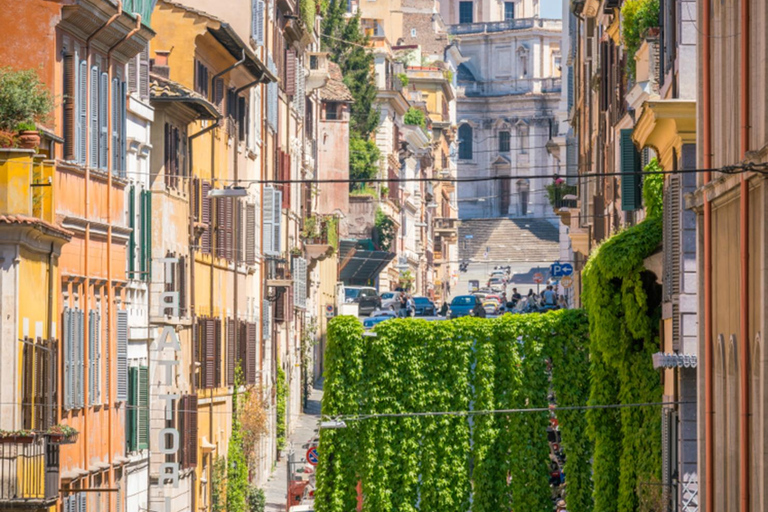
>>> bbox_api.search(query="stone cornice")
[632,100,696,170]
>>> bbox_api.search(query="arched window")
[458,124,473,159]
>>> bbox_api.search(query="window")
[263,186,282,256]
[127,186,152,280]
[127,365,149,451]
[499,131,510,152]
[180,395,199,468]
[199,317,222,389]
[127,46,149,101]
[88,309,101,405]
[215,197,235,261]
[62,306,85,410]
[411,28,417,37]
[518,124,528,154]
[116,310,128,401]
[458,124,473,159]
[164,123,186,189]
[517,179,529,216]
[194,60,209,97]
[325,102,340,120]
[504,1,515,20]
[251,0,265,46]
[459,1,473,23]
[112,71,127,176]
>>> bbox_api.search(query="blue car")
[363,310,397,329]
[449,295,478,319]
[413,297,437,316]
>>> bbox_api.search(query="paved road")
[264,382,323,512]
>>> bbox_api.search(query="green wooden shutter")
[128,186,136,274]
[138,366,149,449]
[620,128,642,211]
[127,366,138,451]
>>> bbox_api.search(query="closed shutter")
[285,50,296,96]
[274,291,285,323]
[263,186,275,255]
[620,128,642,211]
[186,395,199,468]
[214,318,223,387]
[93,311,100,403]
[120,80,127,175]
[253,86,262,143]
[138,366,149,450]
[112,76,120,171]
[128,53,138,94]
[262,299,271,340]
[669,175,681,295]
[116,310,128,401]
[63,53,77,160]
[99,72,108,169]
[88,310,96,405]
[226,197,234,261]
[141,190,152,281]
[127,366,138,451]
[252,0,265,46]
[267,55,278,131]
[214,78,224,110]
[292,257,307,309]
[273,189,282,257]
[75,309,84,408]
[227,318,236,386]
[178,256,187,317]
[202,181,212,254]
[139,46,150,101]
[128,185,136,274]
[204,318,215,388]
[295,61,305,117]
[247,322,257,384]
[90,65,99,167]
[592,195,605,242]
[245,203,256,264]
[192,178,201,222]
[215,198,225,258]
[78,60,87,164]
[78,491,87,512]
[63,307,73,410]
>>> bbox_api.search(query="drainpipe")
[739,0,750,510]
[211,50,247,102]
[48,243,56,426]
[701,0,713,506]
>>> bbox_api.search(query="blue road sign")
[550,263,574,278]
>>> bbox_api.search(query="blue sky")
[540,0,563,19]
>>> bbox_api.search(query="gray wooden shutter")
[120,80,127,175]
[295,62,305,117]
[90,65,99,167]
[88,310,95,405]
[94,311,101,403]
[99,72,108,169]
[273,189,282,256]
[262,299,271,339]
[112,76,120,171]
[620,128,642,211]
[201,181,212,254]
[128,53,138,94]
[75,309,84,408]
[263,186,274,255]
[255,0,265,46]
[78,59,87,164]
[63,307,72,410]
[78,492,86,512]
[139,46,150,101]
[285,50,297,96]
[116,310,128,401]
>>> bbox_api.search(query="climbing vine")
[227,366,249,512]
[276,359,288,450]
[642,158,664,218]
[582,215,663,512]
[317,311,594,512]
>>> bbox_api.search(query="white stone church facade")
[441,0,564,219]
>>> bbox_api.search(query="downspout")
[48,243,56,426]
[702,0,713,510]
[211,49,247,99]
[106,14,142,507]
[739,0,750,509]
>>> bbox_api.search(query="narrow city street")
[264,383,323,512]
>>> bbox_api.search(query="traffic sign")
[560,276,573,288]
[550,263,574,277]
[306,447,319,466]
[325,304,335,318]
[533,272,544,284]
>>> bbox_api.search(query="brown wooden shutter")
[227,318,236,385]
[177,255,186,317]
[204,318,215,388]
[238,321,247,383]
[201,181,212,254]
[285,50,297,95]
[186,394,198,467]
[246,322,257,385]
[63,53,77,160]
[214,317,222,387]
[237,203,244,265]
[245,203,256,265]
[192,178,200,221]
[275,291,285,323]
[193,321,200,385]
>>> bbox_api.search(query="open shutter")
[112,76,120,171]
[127,366,138,451]
[128,53,138,94]
[285,50,297,95]
[204,319,215,388]
[88,310,95,405]
[75,309,84,408]
[94,311,101,404]
[214,318,222,387]
[99,72,108,169]
[139,46,150,101]
[178,256,187,317]
[262,299,271,339]
[201,181,212,254]
[252,0,265,46]
[63,53,77,160]
[620,128,642,211]
[78,491,87,512]
[128,185,136,274]
[263,186,274,255]
[78,59,87,164]
[138,366,149,449]
[225,197,234,261]
[247,322,257,384]
[215,198,224,258]
[116,310,128,401]
[63,307,72,410]
[295,61,305,117]
[273,189,282,257]
[245,203,256,264]
[142,190,152,281]
[227,318,236,385]
[90,65,99,167]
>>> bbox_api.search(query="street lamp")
[207,186,248,198]
[319,419,347,430]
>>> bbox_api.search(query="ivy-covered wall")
[316,311,592,512]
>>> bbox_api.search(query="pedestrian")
[439,301,449,316]
[556,499,567,512]
[407,294,416,317]
[557,295,567,309]
[528,288,535,298]
[472,300,486,318]
[399,292,408,318]
[543,285,557,306]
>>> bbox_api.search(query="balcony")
[434,217,459,239]
[448,18,561,35]
[0,436,59,508]
[460,77,562,97]
[302,215,339,261]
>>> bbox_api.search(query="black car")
[344,286,381,315]
[413,296,436,316]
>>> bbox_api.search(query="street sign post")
[550,263,574,278]
[325,304,335,318]
[306,447,319,466]
[533,272,544,284]
[560,276,573,289]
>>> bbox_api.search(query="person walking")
[439,301,449,317]
[399,292,408,318]
[472,300,487,318]
[543,285,557,306]
[406,294,416,317]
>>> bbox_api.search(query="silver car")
[379,291,402,311]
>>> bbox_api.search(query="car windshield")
[381,292,396,300]
[345,288,361,299]
[414,297,430,304]
[452,296,474,306]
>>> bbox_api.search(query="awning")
[339,239,395,284]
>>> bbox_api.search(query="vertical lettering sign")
[153,258,181,512]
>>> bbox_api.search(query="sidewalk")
[264,381,323,511]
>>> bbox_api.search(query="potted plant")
[46,424,79,444]
[16,121,40,149]
[0,129,17,148]
[0,429,37,444]
[0,67,54,147]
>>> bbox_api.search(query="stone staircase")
[458,218,561,263]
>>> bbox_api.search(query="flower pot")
[17,130,40,150]
[0,435,35,444]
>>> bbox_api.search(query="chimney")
[151,50,171,79]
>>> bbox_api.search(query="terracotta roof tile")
[0,214,72,239]
[320,62,354,102]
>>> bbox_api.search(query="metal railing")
[461,77,562,97]
[448,18,561,35]
[0,436,59,506]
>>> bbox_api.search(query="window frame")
[459,1,474,23]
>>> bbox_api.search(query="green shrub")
[396,73,409,87]
[621,0,660,80]
[642,158,664,218]
[0,68,53,131]
[404,107,426,128]
[276,361,287,450]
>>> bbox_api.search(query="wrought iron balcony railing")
[0,435,59,507]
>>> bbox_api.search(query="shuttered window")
[239,321,258,385]
[262,299,271,340]
[292,257,307,309]
[227,318,236,386]
[127,366,149,451]
[245,203,256,264]
[215,197,235,261]
[285,50,297,96]
[295,60,305,117]
[252,0,265,46]
[267,55,278,131]
[63,307,73,410]
[116,310,129,401]
[112,71,127,176]
[139,190,152,280]
[214,317,222,387]
[88,310,101,406]
[201,317,222,389]
[74,308,85,408]
[128,185,136,275]
[201,181,212,254]
[78,59,87,164]
[90,64,100,167]
[128,46,150,100]
[620,129,642,211]
[99,72,109,169]
[273,189,282,256]
[180,394,198,468]
[63,51,77,161]
[194,60,209,97]
[263,186,275,255]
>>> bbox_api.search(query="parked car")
[449,295,478,319]
[344,286,381,315]
[483,301,499,315]
[380,291,401,311]
[413,296,437,316]
[363,310,397,329]
[487,277,505,292]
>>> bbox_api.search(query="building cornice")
[632,100,695,170]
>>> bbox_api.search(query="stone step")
[458,218,560,263]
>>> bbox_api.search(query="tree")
[349,135,380,189]
[227,367,249,512]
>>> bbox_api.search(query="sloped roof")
[0,214,73,240]
[319,62,354,102]
[150,73,220,119]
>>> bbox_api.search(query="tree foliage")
[642,158,664,218]
[349,135,381,188]
[227,367,249,512]
[403,107,426,128]
[276,360,288,450]
[0,67,54,131]
[316,311,594,512]
[621,0,660,79]
[374,207,396,251]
